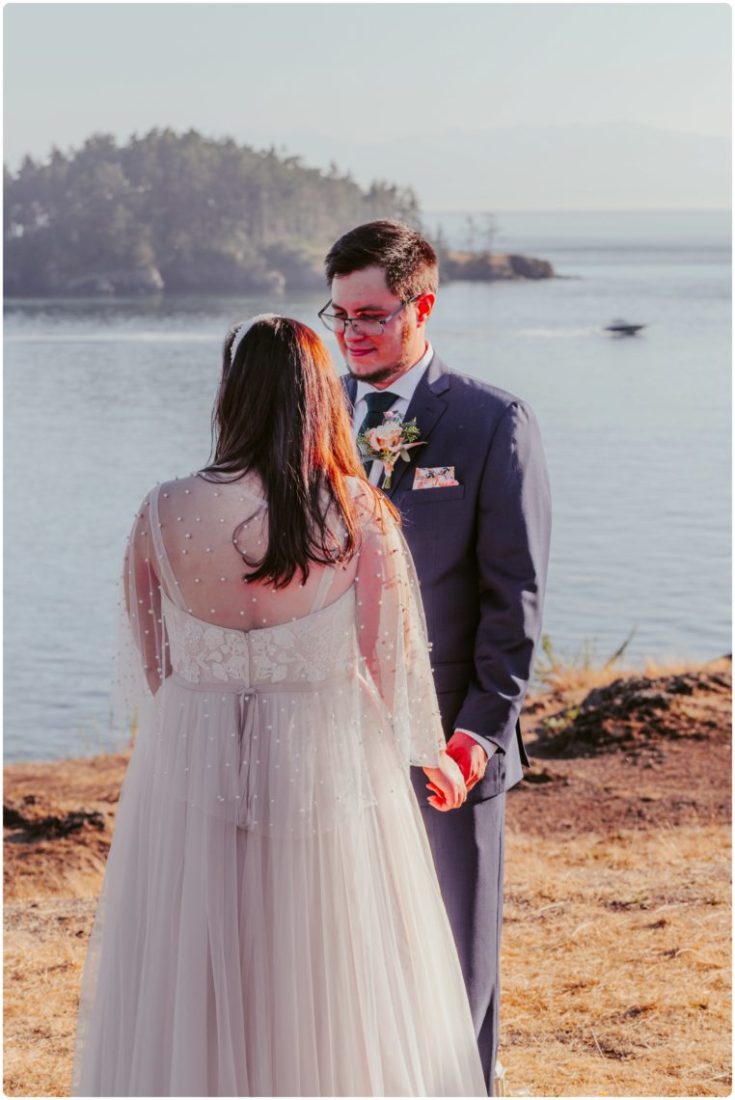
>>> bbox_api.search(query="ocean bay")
[4,210,730,760]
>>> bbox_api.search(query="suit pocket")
[397,485,466,504]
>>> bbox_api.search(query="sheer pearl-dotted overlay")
[71,473,485,1097]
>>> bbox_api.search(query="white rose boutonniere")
[357,410,425,489]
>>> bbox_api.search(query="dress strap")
[148,486,185,608]
[309,565,338,613]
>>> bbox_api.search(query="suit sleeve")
[454,728,497,757]
[453,400,551,753]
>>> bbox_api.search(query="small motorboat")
[605,318,647,336]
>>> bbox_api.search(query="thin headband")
[230,313,279,364]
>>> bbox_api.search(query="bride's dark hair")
[199,315,397,588]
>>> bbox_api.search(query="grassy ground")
[4,659,731,1097]
[498,656,731,1097]
[500,825,730,1096]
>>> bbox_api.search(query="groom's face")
[329,265,427,387]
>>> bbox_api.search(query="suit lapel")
[341,356,451,497]
[342,375,357,416]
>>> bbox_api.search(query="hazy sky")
[4,3,731,209]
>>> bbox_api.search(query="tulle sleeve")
[354,498,446,769]
[112,488,171,737]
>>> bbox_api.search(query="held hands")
[422,734,491,812]
[445,731,489,793]
[422,750,467,812]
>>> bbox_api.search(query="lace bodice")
[115,473,447,768]
[164,586,357,687]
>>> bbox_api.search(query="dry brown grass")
[3,660,732,1097]
[533,651,723,701]
[499,825,731,1097]
[4,899,94,1098]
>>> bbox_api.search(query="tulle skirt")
[72,675,486,1096]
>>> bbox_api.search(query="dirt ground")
[4,658,731,1097]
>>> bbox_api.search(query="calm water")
[5,210,731,761]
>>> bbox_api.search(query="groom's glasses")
[318,296,420,337]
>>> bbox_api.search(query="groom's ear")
[416,293,436,327]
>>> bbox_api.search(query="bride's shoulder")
[138,473,197,502]
[345,474,380,502]
[132,473,207,519]
[344,475,376,511]
[344,477,397,536]
[143,470,267,505]
[196,468,267,500]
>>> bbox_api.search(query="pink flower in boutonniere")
[357,413,425,489]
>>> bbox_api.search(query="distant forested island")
[4,129,553,296]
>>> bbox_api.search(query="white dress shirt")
[352,342,434,485]
[350,342,495,763]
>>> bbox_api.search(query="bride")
[71,314,486,1097]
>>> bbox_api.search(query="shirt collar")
[354,342,433,407]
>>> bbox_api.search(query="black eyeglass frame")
[317,295,421,335]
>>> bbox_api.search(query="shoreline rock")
[442,249,555,282]
[4,250,556,298]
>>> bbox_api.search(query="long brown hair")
[199,315,398,588]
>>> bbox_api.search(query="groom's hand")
[445,731,489,792]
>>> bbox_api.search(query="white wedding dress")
[71,473,485,1097]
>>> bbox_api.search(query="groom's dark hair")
[325,221,438,300]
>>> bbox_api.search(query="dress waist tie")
[170,671,354,829]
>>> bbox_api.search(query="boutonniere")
[357,410,425,489]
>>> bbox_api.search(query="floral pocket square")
[413,466,460,489]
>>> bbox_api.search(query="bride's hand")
[422,751,467,812]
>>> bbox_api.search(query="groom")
[323,221,551,1095]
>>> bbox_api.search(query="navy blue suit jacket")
[345,351,551,800]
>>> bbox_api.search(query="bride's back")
[149,471,360,632]
[137,312,373,632]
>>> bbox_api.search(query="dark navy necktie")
[357,391,399,476]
